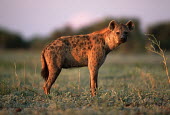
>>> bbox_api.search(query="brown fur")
[41,20,135,96]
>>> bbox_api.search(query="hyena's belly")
[62,51,88,68]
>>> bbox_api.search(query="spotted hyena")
[41,20,135,96]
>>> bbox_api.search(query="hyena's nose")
[120,35,126,39]
[120,35,127,42]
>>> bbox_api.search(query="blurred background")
[0,0,170,53]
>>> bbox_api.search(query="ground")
[0,50,170,114]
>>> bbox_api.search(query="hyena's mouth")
[120,37,127,43]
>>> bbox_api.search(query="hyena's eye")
[116,32,120,35]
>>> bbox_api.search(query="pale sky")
[0,0,170,39]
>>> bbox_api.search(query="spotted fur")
[41,20,135,96]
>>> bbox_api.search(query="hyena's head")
[108,20,135,44]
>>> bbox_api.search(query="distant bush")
[0,28,29,49]
[147,22,170,50]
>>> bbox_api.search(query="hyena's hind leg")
[43,52,62,94]
[43,66,61,94]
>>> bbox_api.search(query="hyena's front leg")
[90,70,98,96]
[88,57,99,96]
[88,64,98,96]
[88,46,106,96]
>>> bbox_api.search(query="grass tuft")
[146,34,170,83]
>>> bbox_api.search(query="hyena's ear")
[108,20,118,31]
[126,20,135,31]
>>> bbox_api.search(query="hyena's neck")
[89,28,118,54]
[103,29,121,52]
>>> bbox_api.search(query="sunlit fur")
[41,20,134,96]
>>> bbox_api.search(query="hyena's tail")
[41,50,49,81]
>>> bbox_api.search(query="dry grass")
[146,34,170,83]
[0,50,170,114]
